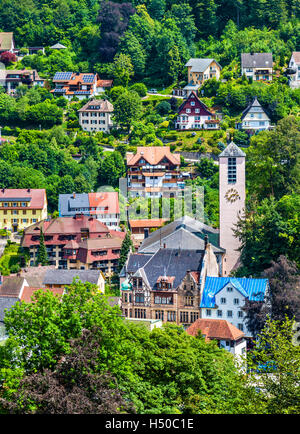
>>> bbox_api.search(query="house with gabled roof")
[241,52,273,81]
[185,58,222,87]
[126,146,184,198]
[51,72,102,100]
[186,318,247,357]
[237,97,271,132]
[175,91,220,130]
[78,99,114,133]
[0,32,15,53]
[200,276,269,338]
[287,51,300,89]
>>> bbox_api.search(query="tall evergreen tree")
[36,228,48,266]
[118,232,133,273]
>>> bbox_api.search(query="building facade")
[126,146,185,198]
[59,192,120,229]
[185,58,222,86]
[0,70,44,95]
[51,72,101,100]
[22,215,125,274]
[0,189,47,232]
[241,53,273,81]
[238,97,271,132]
[200,277,269,338]
[175,91,220,130]
[288,52,300,89]
[78,99,114,133]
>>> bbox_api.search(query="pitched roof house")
[241,53,273,81]
[288,51,300,89]
[0,32,15,53]
[126,146,183,198]
[0,188,48,232]
[238,97,271,132]
[200,276,269,337]
[59,192,120,228]
[175,91,220,130]
[186,318,247,356]
[78,99,114,132]
[185,58,222,86]
[51,72,102,100]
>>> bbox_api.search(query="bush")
[155,101,171,115]
[129,83,147,97]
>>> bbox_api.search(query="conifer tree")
[36,228,48,266]
[117,232,133,273]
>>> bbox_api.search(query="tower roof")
[218,141,246,158]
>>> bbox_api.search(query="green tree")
[109,53,134,87]
[118,232,133,273]
[247,317,300,414]
[113,90,142,132]
[36,228,48,266]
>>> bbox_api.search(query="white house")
[238,97,271,132]
[200,276,269,338]
[288,52,300,89]
[241,53,273,81]
[186,318,247,358]
[78,99,114,133]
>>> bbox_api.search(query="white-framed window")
[220,297,226,304]
[206,309,211,316]
[186,108,191,113]
[234,298,239,305]
[195,108,200,113]
[190,101,195,106]
[227,310,233,318]
[217,310,222,317]
[238,311,243,318]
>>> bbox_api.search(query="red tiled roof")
[20,286,64,303]
[88,192,119,214]
[126,147,181,166]
[0,188,46,209]
[292,52,300,64]
[186,319,245,341]
[190,271,201,283]
[97,79,113,88]
[129,219,167,229]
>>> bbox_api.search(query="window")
[227,310,233,318]
[195,108,200,113]
[180,311,189,323]
[190,311,199,323]
[220,297,226,304]
[155,310,164,320]
[217,310,222,317]
[135,308,146,319]
[228,158,237,183]
[206,309,211,316]
[238,323,244,331]
[227,286,233,292]
[190,101,195,106]
[184,295,194,306]
[238,311,243,318]
[167,311,176,322]
[234,298,239,305]
[186,109,191,113]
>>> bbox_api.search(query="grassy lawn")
[166,129,226,153]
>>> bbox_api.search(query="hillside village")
[0,0,299,416]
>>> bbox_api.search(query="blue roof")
[201,277,268,308]
[58,193,90,217]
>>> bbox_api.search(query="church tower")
[219,142,246,276]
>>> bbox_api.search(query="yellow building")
[185,58,222,86]
[0,188,47,232]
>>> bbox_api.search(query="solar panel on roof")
[53,72,73,81]
[83,74,95,83]
[74,90,91,94]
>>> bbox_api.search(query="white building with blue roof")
[200,276,269,337]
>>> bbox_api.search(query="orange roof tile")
[126,147,181,166]
[20,286,64,303]
[129,219,167,228]
[186,319,245,341]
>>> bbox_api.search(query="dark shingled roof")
[43,269,102,285]
[136,248,204,290]
[0,276,24,297]
[241,52,273,69]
